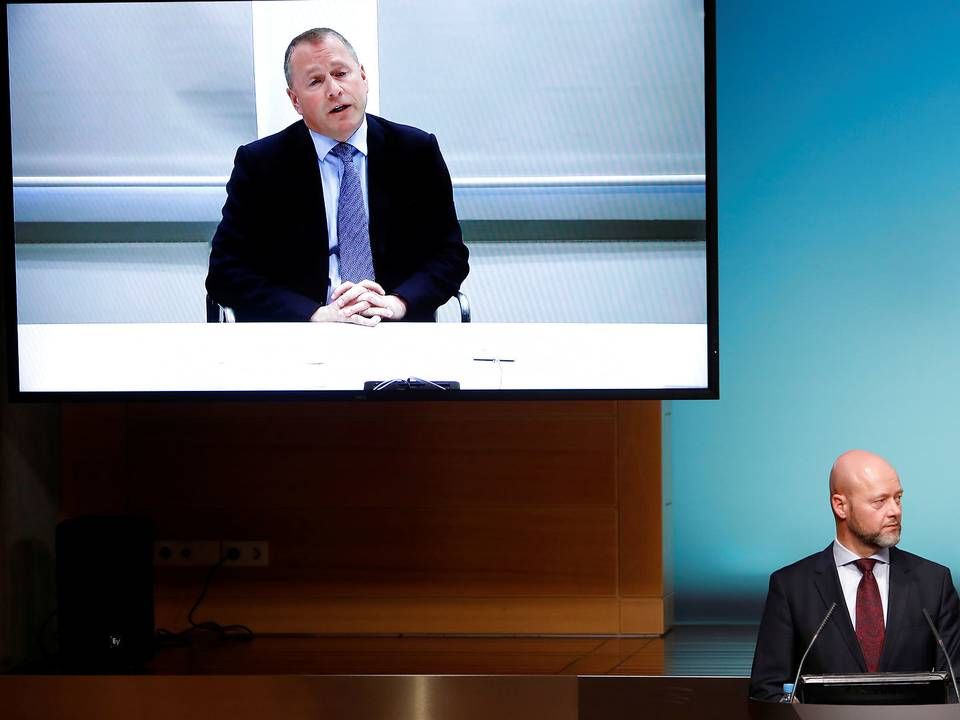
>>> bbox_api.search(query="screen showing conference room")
[5,0,711,394]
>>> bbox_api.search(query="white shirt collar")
[308,115,368,161]
[833,538,890,568]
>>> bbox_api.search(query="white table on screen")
[16,322,708,393]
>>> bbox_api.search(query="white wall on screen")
[7,1,257,177]
[378,0,704,179]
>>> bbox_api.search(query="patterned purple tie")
[330,142,375,283]
[855,558,885,672]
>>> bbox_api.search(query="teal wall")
[673,1,960,621]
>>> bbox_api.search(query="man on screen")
[749,449,960,701]
[206,28,469,323]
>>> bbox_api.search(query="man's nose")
[327,80,343,97]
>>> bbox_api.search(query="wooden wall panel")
[122,401,618,509]
[152,506,617,595]
[619,598,668,635]
[60,399,669,636]
[616,401,664,598]
[59,404,127,515]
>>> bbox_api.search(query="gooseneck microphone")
[788,601,838,703]
[922,607,960,705]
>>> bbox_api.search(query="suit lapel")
[289,121,330,294]
[880,547,911,671]
[814,544,867,672]
[365,114,387,266]
[295,123,326,222]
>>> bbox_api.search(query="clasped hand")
[309,280,407,326]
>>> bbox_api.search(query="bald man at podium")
[749,450,960,701]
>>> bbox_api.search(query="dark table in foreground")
[3,675,958,720]
[580,676,960,719]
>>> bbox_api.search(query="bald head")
[830,449,898,496]
[829,449,903,556]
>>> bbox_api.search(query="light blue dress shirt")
[308,118,370,303]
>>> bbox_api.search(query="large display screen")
[2,0,717,399]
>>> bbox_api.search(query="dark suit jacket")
[749,544,960,701]
[206,115,469,322]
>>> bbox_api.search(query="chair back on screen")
[205,294,236,322]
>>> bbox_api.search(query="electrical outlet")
[154,540,220,566]
[221,541,269,567]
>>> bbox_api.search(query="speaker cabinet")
[55,515,155,671]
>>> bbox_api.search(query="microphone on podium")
[787,601,838,703]
[922,607,960,704]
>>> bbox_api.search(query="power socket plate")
[222,540,269,567]
[154,540,220,566]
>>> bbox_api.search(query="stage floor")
[11,628,957,719]
[145,624,760,676]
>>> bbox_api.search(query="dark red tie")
[855,558,885,672]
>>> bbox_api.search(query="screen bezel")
[1,0,718,402]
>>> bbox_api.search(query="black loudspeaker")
[55,515,155,671]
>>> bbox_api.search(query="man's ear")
[287,87,302,115]
[831,493,848,520]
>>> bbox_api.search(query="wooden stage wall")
[60,400,671,635]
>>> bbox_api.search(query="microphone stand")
[788,602,837,703]
[923,608,960,706]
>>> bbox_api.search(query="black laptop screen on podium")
[799,673,949,705]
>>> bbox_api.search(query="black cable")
[35,607,58,659]
[186,553,227,628]
[155,549,254,647]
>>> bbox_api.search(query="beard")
[850,516,901,549]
